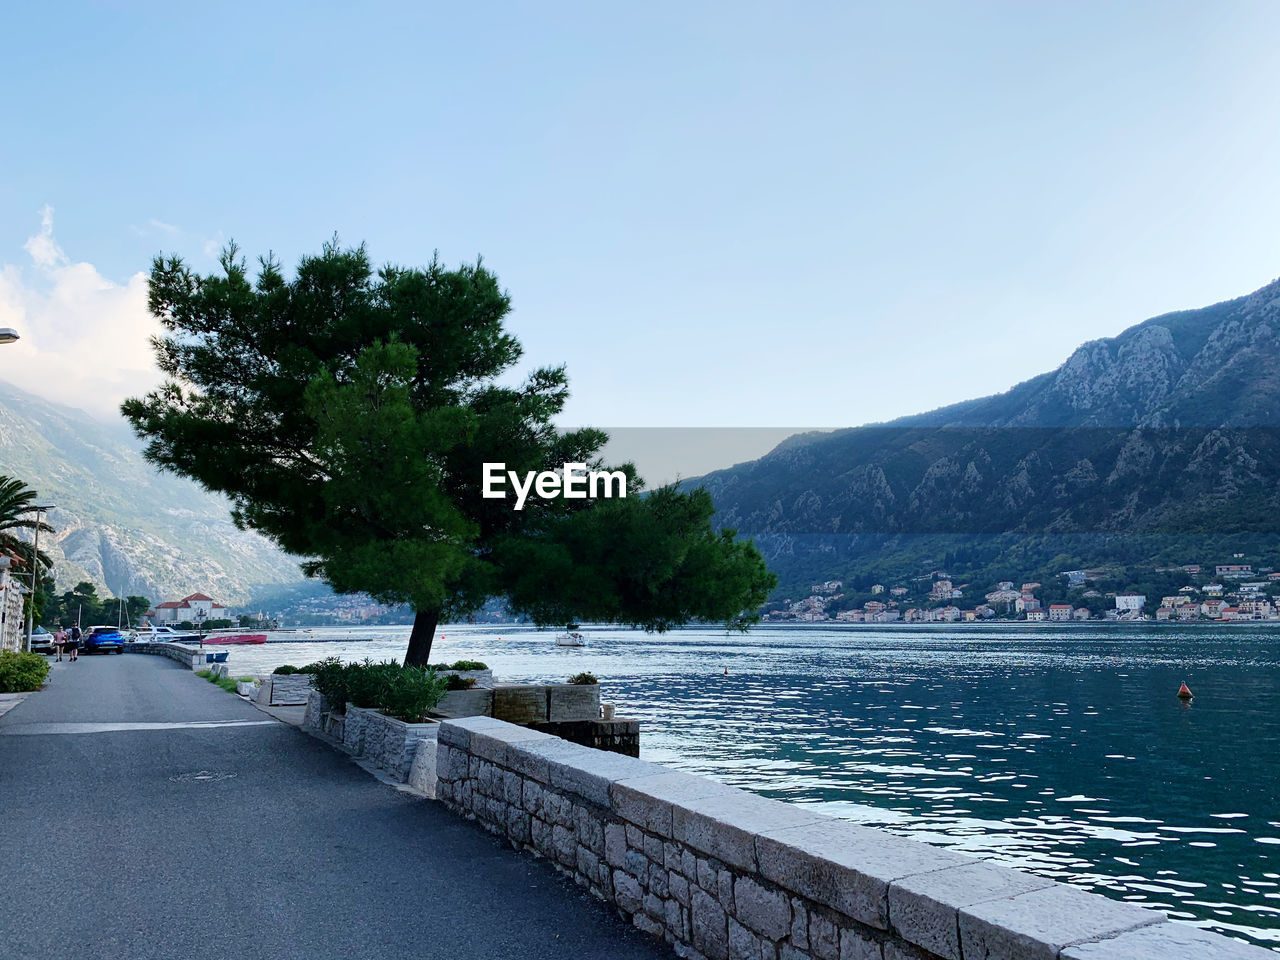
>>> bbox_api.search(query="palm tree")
[0,475,53,572]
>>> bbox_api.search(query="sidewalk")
[0,654,668,960]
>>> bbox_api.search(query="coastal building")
[929,579,955,600]
[889,586,908,597]
[1062,570,1087,587]
[835,609,865,623]
[0,555,27,652]
[1048,604,1072,621]
[1073,607,1091,620]
[870,584,884,595]
[1115,593,1146,612]
[1155,606,1173,621]
[811,580,843,594]
[1182,564,1202,575]
[1015,594,1040,613]
[1216,564,1252,579]
[996,581,1014,591]
[1026,608,1046,622]
[1202,599,1228,618]
[1020,582,1041,592]
[153,592,228,625]
[984,588,1020,604]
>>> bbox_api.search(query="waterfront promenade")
[0,655,667,960]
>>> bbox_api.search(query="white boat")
[555,631,587,647]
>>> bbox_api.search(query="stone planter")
[432,687,494,719]
[377,715,439,781]
[342,703,375,756]
[303,689,330,734]
[434,668,493,689]
[492,684,549,724]
[268,673,314,705]
[548,683,601,721]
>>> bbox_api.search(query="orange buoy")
[1177,682,1193,699]
[723,667,728,676]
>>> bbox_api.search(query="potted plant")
[548,672,601,721]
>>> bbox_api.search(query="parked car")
[82,626,126,655]
[29,627,55,654]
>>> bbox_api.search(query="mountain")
[0,381,305,605]
[688,275,1280,593]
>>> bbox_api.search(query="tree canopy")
[123,242,775,663]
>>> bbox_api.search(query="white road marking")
[1,720,278,735]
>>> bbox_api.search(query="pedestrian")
[67,623,81,662]
[53,625,67,661]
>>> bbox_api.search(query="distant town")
[763,561,1280,624]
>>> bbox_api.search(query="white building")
[0,556,27,652]
[1115,593,1146,612]
[152,592,228,625]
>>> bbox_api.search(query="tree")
[0,475,52,589]
[123,242,775,665]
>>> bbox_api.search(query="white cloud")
[1,208,164,420]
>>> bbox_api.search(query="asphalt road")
[0,654,669,960]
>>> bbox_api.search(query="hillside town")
[764,562,1280,624]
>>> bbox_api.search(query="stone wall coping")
[888,858,1056,959]
[610,770,742,835]
[434,717,1268,960]
[1060,920,1277,959]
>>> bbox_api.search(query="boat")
[555,631,587,647]
[202,632,268,645]
[135,625,206,643]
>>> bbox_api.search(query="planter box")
[303,689,330,733]
[432,687,494,719]
[435,668,494,689]
[342,703,375,756]
[269,673,314,705]
[493,684,549,724]
[378,716,439,781]
[548,683,601,722]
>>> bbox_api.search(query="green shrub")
[568,671,598,685]
[306,656,352,711]
[443,674,477,691]
[273,664,299,675]
[306,657,445,721]
[0,650,50,692]
[380,665,446,722]
[449,660,488,671]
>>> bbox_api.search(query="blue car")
[82,626,125,655]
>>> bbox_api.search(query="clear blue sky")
[4,1,1280,434]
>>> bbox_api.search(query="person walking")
[53,625,67,661]
[67,623,81,662]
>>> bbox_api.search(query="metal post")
[25,507,42,653]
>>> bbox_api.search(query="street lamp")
[24,503,54,653]
[0,328,18,344]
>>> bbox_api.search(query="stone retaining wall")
[123,641,203,667]
[435,716,1270,960]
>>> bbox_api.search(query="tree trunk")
[404,606,441,667]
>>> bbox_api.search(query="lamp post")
[24,503,54,653]
[0,328,19,344]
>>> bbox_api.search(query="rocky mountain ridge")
[0,381,305,604]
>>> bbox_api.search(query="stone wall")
[123,641,204,667]
[435,716,1271,960]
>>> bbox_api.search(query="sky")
[4,1,1280,461]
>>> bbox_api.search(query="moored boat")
[203,632,268,645]
[555,631,587,647]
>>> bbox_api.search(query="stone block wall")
[435,717,1271,960]
[124,641,204,668]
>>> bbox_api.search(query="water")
[218,623,1280,950]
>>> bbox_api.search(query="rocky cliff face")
[894,275,1280,429]
[688,274,1280,589]
[0,382,304,604]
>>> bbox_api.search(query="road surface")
[0,653,668,960]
